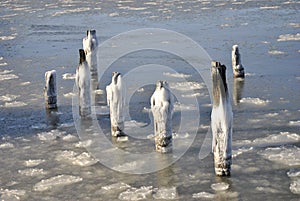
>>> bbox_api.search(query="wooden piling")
[150,81,174,153]
[76,49,91,117]
[232,45,245,78]
[44,70,57,109]
[211,61,233,176]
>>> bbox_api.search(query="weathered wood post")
[233,78,245,105]
[76,49,91,117]
[83,30,98,78]
[44,70,57,109]
[150,81,174,153]
[232,45,245,78]
[106,72,125,137]
[211,61,233,176]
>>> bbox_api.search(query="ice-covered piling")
[232,45,245,78]
[44,70,57,109]
[211,61,233,176]
[83,30,98,78]
[76,49,91,117]
[150,81,174,153]
[106,72,125,137]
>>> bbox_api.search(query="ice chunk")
[33,175,83,191]
[56,150,98,167]
[268,50,285,55]
[287,169,300,178]
[0,189,26,201]
[0,142,14,149]
[37,130,63,141]
[169,81,205,91]
[232,147,253,158]
[119,186,153,200]
[18,168,47,176]
[0,70,18,81]
[101,182,131,191]
[192,192,215,199]
[75,139,93,148]
[211,182,230,191]
[62,134,78,142]
[290,178,300,194]
[62,73,76,80]
[24,159,45,167]
[277,33,300,42]
[259,146,300,166]
[163,72,191,78]
[240,97,270,105]
[153,186,178,200]
[289,120,300,126]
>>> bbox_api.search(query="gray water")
[0,0,299,200]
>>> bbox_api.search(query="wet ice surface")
[0,0,300,200]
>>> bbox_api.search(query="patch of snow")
[277,33,300,42]
[33,175,83,191]
[211,182,229,191]
[240,97,270,105]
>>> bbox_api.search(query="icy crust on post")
[211,61,233,176]
[83,30,98,77]
[106,72,125,137]
[44,70,57,109]
[232,45,245,78]
[76,49,91,117]
[150,81,174,153]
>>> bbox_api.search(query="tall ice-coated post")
[83,30,98,77]
[106,72,125,137]
[151,81,174,153]
[44,70,57,109]
[76,49,91,117]
[211,61,233,176]
[232,45,245,78]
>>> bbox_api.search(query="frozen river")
[0,0,299,200]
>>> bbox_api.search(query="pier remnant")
[44,70,57,109]
[76,49,91,117]
[106,72,125,137]
[150,81,174,153]
[83,30,98,77]
[211,61,233,176]
[232,45,245,78]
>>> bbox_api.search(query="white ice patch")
[260,6,279,9]
[52,8,91,16]
[235,132,300,147]
[56,150,98,167]
[287,169,300,178]
[119,186,153,200]
[259,146,300,166]
[245,72,256,76]
[169,81,205,91]
[289,120,300,126]
[232,147,253,158]
[290,178,300,194]
[163,72,191,78]
[0,70,18,81]
[174,102,197,111]
[289,23,300,28]
[0,62,7,66]
[20,81,30,86]
[211,182,230,191]
[277,33,300,41]
[0,35,16,41]
[62,134,78,142]
[33,175,83,191]
[3,101,27,107]
[268,50,286,55]
[24,159,45,167]
[240,97,270,105]
[0,142,14,149]
[0,189,26,201]
[125,120,148,129]
[74,139,93,148]
[37,130,64,141]
[101,182,131,192]
[18,168,47,176]
[63,92,76,98]
[31,123,48,130]
[181,92,203,98]
[153,186,178,200]
[62,73,76,80]
[192,192,215,199]
[0,94,18,102]
[172,132,190,139]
